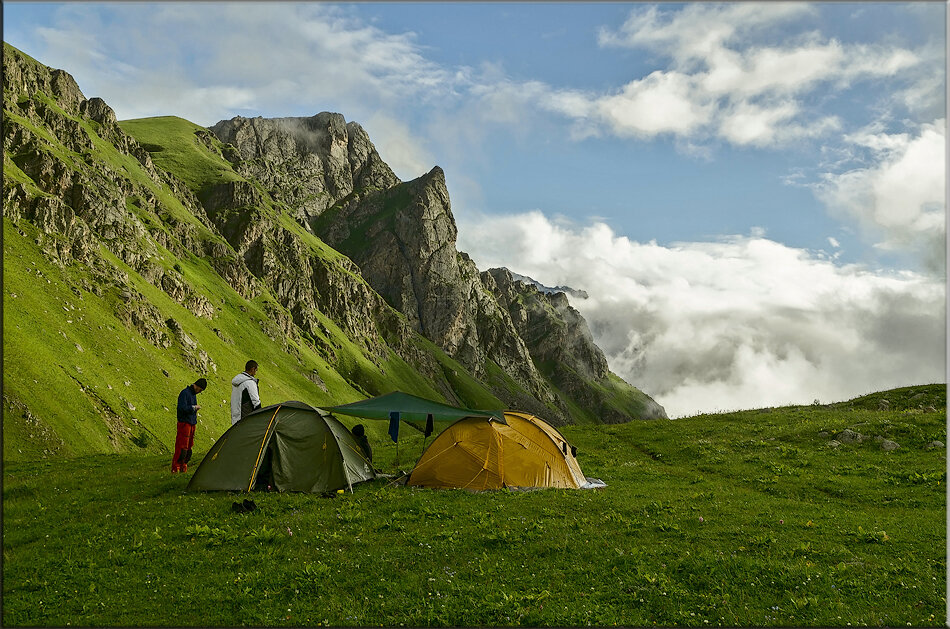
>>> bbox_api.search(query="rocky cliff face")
[486,268,608,381]
[209,111,666,424]
[485,268,667,422]
[209,117,572,420]
[209,114,399,230]
[311,167,555,404]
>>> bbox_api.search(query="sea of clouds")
[458,212,945,418]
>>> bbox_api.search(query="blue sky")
[4,2,946,415]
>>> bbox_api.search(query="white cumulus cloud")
[577,3,922,147]
[18,4,455,125]
[814,119,946,273]
[458,210,946,418]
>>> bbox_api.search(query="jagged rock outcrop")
[486,268,667,422]
[509,270,590,300]
[208,108,666,424]
[210,114,399,228]
[205,114,468,375]
[209,114,573,418]
[487,268,608,381]
[310,165,563,417]
[3,45,233,332]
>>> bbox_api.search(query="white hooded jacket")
[230,371,261,425]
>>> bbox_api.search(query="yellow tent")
[406,411,589,490]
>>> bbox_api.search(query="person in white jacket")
[231,360,261,425]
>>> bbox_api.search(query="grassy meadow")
[2,385,945,626]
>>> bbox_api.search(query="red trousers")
[171,422,196,472]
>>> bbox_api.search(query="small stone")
[880,439,900,452]
[75,344,83,352]
[827,440,841,448]
[924,440,944,450]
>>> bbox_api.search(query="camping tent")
[406,411,589,490]
[187,401,375,493]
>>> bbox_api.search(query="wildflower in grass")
[698,517,704,523]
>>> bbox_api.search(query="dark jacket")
[177,385,198,425]
[354,434,373,462]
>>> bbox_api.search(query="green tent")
[187,401,375,493]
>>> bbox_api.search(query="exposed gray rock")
[209,113,399,224]
[118,296,172,349]
[837,429,866,444]
[485,266,665,421]
[488,267,607,380]
[925,440,944,450]
[508,270,590,300]
[306,370,329,392]
[312,164,563,417]
[880,439,900,452]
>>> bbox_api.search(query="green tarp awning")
[324,391,507,424]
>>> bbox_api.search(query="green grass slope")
[3,45,505,461]
[2,385,944,626]
[118,116,243,193]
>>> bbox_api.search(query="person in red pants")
[172,378,207,473]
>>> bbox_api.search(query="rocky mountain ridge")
[2,44,665,459]
[508,270,590,300]
[208,113,665,423]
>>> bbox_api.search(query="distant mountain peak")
[505,270,589,300]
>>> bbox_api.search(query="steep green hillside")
[118,116,243,193]
[2,385,944,626]
[2,43,505,461]
[3,213,463,459]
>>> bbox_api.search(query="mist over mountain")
[508,270,589,300]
